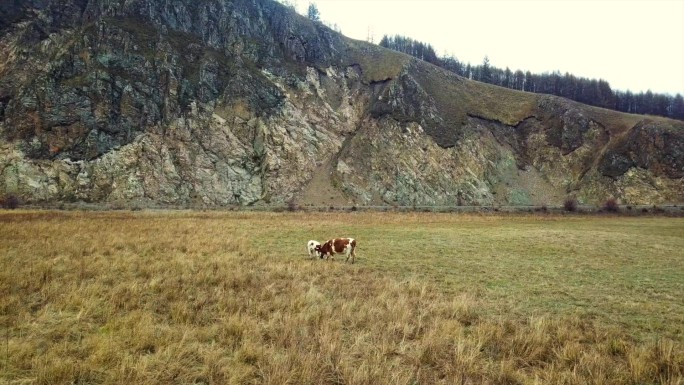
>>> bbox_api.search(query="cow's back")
[332,238,349,253]
[320,238,357,262]
[331,238,356,253]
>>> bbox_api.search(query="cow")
[307,240,321,259]
[315,238,357,263]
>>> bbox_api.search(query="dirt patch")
[493,165,565,206]
[516,166,565,205]
[295,159,352,207]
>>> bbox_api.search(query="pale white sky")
[296,0,684,95]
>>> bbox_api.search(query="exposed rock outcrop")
[1,0,682,207]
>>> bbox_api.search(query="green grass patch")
[255,212,684,340]
[343,38,411,84]
[411,64,539,130]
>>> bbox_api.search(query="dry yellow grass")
[1,210,682,384]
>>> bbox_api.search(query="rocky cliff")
[1,0,682,207]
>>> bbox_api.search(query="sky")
[294,0,684,95]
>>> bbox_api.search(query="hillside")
[1,0,682,207]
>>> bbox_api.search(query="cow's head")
[314,244,324,259]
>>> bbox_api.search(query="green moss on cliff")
[343,38,411,84]
[411,62,538,130]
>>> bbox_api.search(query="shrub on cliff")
[1,194,20,209]
[563,198,578,212]
[603,198,619,213]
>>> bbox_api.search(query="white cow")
[307,240,321,259]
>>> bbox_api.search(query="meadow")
[1,210,682,384]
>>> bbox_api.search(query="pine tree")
[513,70,525,90]
[441,55,463,75]
[307,2,320,21]
[504,67,512,88]
[481,56,492,83]
[524,71,534,92]
[670,94,684,120]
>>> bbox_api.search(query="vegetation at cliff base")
[1,210,682,384]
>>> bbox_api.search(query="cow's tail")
[350,239,357,256]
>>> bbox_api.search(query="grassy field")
[1,210,682,384]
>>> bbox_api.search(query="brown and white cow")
[315,238,357,263]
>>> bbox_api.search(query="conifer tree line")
[378,35,441,66]
[379,34,684,121]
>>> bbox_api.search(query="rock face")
[1,0,682,207]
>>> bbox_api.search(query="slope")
[0,0,682,207]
